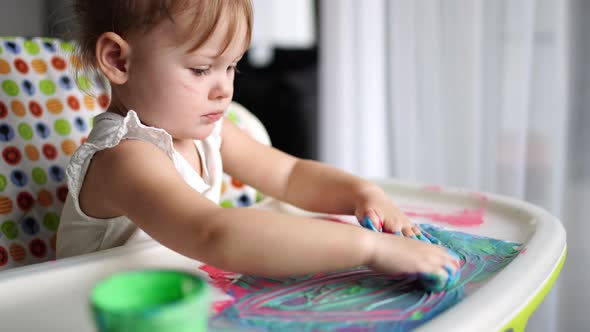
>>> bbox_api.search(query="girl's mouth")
[203,111,224,122]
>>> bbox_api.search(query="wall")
[0,0,46,37]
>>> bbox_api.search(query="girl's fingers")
[382,216,401,234]
[368,209,383,231]
[360,216,379,231]
[360,209,382,232]
[401,224,415,237]
[365,209,383,232]
[416,232,431,243]
[361,210,426,241]
[413,225,432,243]
[447,248,462,268]
[421,229,441,245]
[412,225,422,236]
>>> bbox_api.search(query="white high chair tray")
[0,179,566,332]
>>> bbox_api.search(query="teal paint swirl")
[208,224,522,331]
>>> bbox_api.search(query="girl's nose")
[210,74,233,100]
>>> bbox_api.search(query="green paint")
[39,79,56,96]
[210,224,524,331]
[18,123,33,140]
[410,311,424,320]
[347,285,363,295]
[54,119,71,136]
[2,80,19,96]
[1,220,18,240]
[32,167,47,185]
[43,212,60,231]
[24,40,40,55]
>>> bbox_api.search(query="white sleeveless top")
[56,110,223,259]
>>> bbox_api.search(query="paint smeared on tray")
[203,224,521,331]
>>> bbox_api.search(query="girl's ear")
[95,32,131,85]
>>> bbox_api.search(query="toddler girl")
[57,0,459,280]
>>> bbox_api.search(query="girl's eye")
[191,68,210,76]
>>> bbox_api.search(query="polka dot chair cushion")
[221,102,270,208]
[0,37,269,270]
[0,37,109,269]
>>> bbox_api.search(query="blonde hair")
[73,0,253,91]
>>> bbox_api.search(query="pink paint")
[238,271,380,309]
[424,185,444,192]
[199,264,238,292]
[520,247,527,254]
[231,288,448,322]
[212,299,234,313]
[207,224,522,330]
[404,208,484,226]
[469,191,489,203]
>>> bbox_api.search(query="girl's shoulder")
[85,111,176,160]
[77,136,182,219]
[67,110,179,210]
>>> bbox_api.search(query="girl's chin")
[192,127,216,140]
[169,123,216,141]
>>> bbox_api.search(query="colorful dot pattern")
[0,37,268,270]
[0,37,108,269]
[220,103,269,209]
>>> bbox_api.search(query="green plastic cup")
[90,270,210,332]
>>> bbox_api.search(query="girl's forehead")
[186,20,248,58]
[146,8,249,58]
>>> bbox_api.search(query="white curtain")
[319,0,579,331]
[249,0,316,66]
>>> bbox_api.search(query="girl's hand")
[355,186,421,237]
[366,232,461,283]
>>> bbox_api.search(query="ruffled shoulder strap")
[66,110,177,217]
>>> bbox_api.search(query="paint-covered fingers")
[409,225,428,242]
[358,208,382,232]
[419,228,441,244]
[368,232,462,285]
[442,249,462,288]
[446,248,462,270]
[440,248,461,278]
[382,213,416,237]
[411,225,433,243]
[355,192,424,240]
[418,246,462,292]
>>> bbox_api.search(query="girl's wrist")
[354,183,386,211]
[359,228,378,267]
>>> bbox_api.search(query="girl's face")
[117,10,247,140]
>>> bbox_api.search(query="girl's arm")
[83,139,454,277]
[221,119,417,235]
[220,118,368,213]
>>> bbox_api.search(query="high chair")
[0,37,566,332]
[0,36,269,270]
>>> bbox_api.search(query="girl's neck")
[105,92,128,117]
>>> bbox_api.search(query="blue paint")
[208,224,523,331]
[360,217,459,292]
[361,216,380,232]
